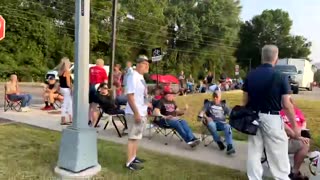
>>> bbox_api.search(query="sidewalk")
[0,105,310,178]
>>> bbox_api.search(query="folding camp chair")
[148,116,184,145]
[94,107,127,138]
[4,87,22,112]
[200,99,227,147]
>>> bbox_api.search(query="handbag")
[229,72,280,135]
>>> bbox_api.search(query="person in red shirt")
[89,58,108,127]
[280,96,309,179]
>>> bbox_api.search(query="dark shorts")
[89,84,98,103]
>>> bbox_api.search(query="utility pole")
[108,0,118,89]
[54,0,101,178]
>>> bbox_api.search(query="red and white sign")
[0,16,5,41]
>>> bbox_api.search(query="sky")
[240,0,320,63]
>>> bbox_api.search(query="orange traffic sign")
[0,16,5,41]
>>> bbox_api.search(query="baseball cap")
[136,55,152,63]
[212,90,221,97]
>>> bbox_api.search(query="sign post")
[235,64,239,76]
[152,48,162,86]
[54,0,101,178]
[0,16,6,41]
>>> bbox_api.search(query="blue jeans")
[8,94,32,107]
[159,119,195,143]
[207,121,233,145]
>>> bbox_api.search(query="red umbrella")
[149,74,179,84]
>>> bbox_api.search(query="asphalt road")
[0,84,319,107]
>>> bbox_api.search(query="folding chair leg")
[112,118,122,138]
[103,120,110,130]
[94,111,103,128]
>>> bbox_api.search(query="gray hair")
[261,45,279,63]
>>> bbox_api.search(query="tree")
[236,9,311,69]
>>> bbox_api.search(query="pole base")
[57,126,99,173]
[54,164,101,179]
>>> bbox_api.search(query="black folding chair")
[148,116,184,145]
[4,87,22,112]
[94,107,127,138]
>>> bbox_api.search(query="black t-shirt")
[156,99,177,116]
[206,75,214,84]
[96,93,117,113]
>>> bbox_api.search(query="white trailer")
[277,58,317,91]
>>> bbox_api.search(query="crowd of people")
[3,45,313,179]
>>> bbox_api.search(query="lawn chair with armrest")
[148,98,184,145]
[199,99,227,147]
[4,86,22,112]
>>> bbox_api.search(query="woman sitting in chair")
[153,90,200,147]
[90,83,125,127]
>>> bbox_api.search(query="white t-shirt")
[125,70,148,116]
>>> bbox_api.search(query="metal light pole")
[54,0,101,178]
[108,0,118,89]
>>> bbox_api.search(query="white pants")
[247,113,290,180]
[60,88,72,117]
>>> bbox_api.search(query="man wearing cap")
[41,76,63,110]
[198,90,235,155]
[153,90,200,147]
[125,55,151,171]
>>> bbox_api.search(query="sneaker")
[46,106,55,111]
[126,162,144,171]
[226,144,235,155]
[123,128,128,134]
[217,141,226,151]
[133,157,145,164]
[20,107,29,112]
[188,138,200,148]
[41,106,49,110]
[289,171,308,180]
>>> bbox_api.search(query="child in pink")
[280,97,306,129]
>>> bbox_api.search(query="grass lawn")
[0,123,247,179]
[175,91,320,148]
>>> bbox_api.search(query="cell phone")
[301,129,311,139]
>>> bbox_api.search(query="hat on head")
[213,90,221,97]
[136,55,152,63]
[47,76,55,80]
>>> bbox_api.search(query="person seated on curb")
[5,74,32,112]
[41,76,63,110]
[198,90,235,155]
[153,90,200,147]
[89,83,125,127]
[280,96,310,180]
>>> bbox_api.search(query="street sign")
[0,16,5,41]
[235,64,240,76]
[152,47,162,62]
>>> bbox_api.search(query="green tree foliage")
[0,1,311,82]
[236,9,311,69]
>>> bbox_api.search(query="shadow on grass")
[0,123,247,180]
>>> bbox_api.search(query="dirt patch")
[0,118,13,124]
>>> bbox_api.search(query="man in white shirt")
[125,55,151,171]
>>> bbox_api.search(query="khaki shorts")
[126,114,147,140]
[288,139,303,154]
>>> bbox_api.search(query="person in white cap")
[125,55,151,171]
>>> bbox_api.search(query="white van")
[277,58,317,91]
[45,63,110,81]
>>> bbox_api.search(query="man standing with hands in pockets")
[125,55,151,171]
[243,45,301,180]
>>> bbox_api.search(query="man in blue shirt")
[243,45,301,180]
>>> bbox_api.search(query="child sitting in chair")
[198,90,235,155]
